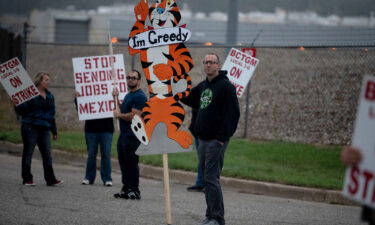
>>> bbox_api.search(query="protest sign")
[0,57,39,106]
[72,54,127,120]
[221,48,260,97]
[342,75,375,209]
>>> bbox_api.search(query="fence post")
[243,82,250,138]
[242,29,262,139]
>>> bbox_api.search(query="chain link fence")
[0,43,374,145]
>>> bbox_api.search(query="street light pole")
[226,0,239,45]
[22,22,28,69]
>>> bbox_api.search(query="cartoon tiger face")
[149,0,181,29]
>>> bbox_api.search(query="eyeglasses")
[126,76,139,80]
[203,61,218,65]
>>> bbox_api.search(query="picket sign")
[0,57,39,106]
[342,75,375,209]
[72,54,127,121]
[221,48,260,97]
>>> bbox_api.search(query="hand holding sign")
[10,97,18,106]
[135,0,148,21]
[341,146,363,166]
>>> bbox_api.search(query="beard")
[127,84,137,89]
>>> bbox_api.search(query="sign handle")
[163,153,172,225]
[108,32,120,132]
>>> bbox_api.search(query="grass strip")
[0,129,345,190]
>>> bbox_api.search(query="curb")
[0,141,356,206]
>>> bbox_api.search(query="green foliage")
[0,129,345,190]
[0,130,22,143]
[140,139,345,189]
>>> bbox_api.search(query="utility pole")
[226,0,239,45]
[22,22,28,69]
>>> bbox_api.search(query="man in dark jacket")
[181,53,240,225]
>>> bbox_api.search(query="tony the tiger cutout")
[128,0,194,149]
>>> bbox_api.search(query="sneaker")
[114,189,141,200]
[114,190,127,199]
[104,181,113,186]
[47,180,64,186]
[205,219,220,225]
[199,218,211,225]
[23,181,36,186]
[82,179,90,185]
[127,190,141,200]
[187,185,204,192]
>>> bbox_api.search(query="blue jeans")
[198,139,229,225]
[21,123,57,185]
[84,132,113,183]
[194,137,204,187]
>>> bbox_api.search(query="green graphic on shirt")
[200,88,213,109]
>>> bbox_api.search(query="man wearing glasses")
[112,70,147,200]
[181,53,240,225]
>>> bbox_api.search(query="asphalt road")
[0,152,367,225]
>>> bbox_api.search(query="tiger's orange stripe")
[158,0,167,10]
[139,51,156,94]
[168,44,194,77]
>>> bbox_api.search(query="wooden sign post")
[109,33,120,131]
[163,154,172,224]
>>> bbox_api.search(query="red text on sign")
[365,80,375,101]
[75,69,125,84]
[9,76,23,88]
[230,81,244,97]
[229,67,243,79]
[84,56,116,70]
[11,85,38,105]
[0,58,20,73]
[78,81,127,97]
[79,100,116,114]
[230,49,258,66]
[98,100,116,113]
[79,102,96,114]
[347,166,375,202]
[79,84,108,97]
